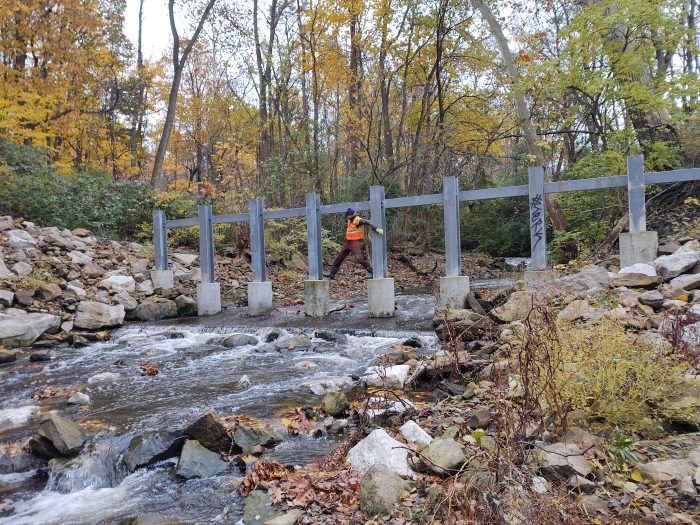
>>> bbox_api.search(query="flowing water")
[0,323,440,525]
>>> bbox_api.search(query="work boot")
[365,266,374,278]
[323,266,339,280]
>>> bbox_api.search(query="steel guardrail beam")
[165,218,198,228]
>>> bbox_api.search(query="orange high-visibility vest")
[346,216,364,240]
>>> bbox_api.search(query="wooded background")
[1,0,699,260]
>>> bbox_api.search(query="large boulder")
[74,302,125,330]
[242,490,287,525]
[346,429,413,477]
[221,334,259,348]
[540,265,610,299]
[635,458,696,482]
[0,311,62,348]
[174,295,197,317]
[29,412,86,458]
[122,430,185,472]
[360,464,409,517]
[321,392,349,416]
[420,438,466,475]
[492,291,533,322]
[300,376,354,395]
[670,273,700,291]
[611,264,663,287]
[114,289,138,311]
[100,275,136,293]
[233,422,282,454]
[7,229,36,249]
[654,252,700,280]
[538,442,592,482]
[134,298,178,321]
[183,410,232,453]
[175,440,228,479]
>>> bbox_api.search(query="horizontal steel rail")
[645,168,700,185]
[460,185,529,201]
[385,193,442,208]
[165,218,198,228]
[544,175,627,193]
[320,201,371,215]
[212,213,248,224]
[264,208,306,220]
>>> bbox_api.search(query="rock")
[14,288,34,306]
[221,334,259,348]
[65,284,86,299]
[0,405,40,433]
[114,289,138,311]
[0,256,12,279]
[300,376,354,395]
[670,273,700,291]
[419,438,466,475]
[134,299,178,321]
[610,273,663,288]
[679,475,696,498]
[122,430,184,472]
[0,311,62,348]
[539,442,592,481]
[183,410,231,453]
[263,509,304,525]
[360,463,409,517]
[0,349,18,364]
[67,392,91,406]
[466,409,492,429]
[321,392,349,416]
[492,291,533,322]
[74,301,125,330]
[238,375,252,389]
[347,429,413,477]
[635,458,696,482]
[619,263,658,276]
[233,422,282,454]
[35,283,62,301]
[540,265,610,298]
[100,275,136,293]
[263,336,312,352]
[68,250,92,265]
[174,295,197,316]
[87,372,122,384]
[558,299,602,321]
[29,412,86,458]
[172,253,198,266]
[175,440,228,479]
[654,252,700,280]
[674,239,700,254]
[29,350,51,362]
[137,280,154,295]
[243,490,286,525]
[7,229,36,249]
[567,474,596,494]
[638,290,665,309]
[580,494,608,514]
[0,290,13,307]
[12,261,33,277]
[363,364,410,388]
[560,427,603,452]
[399,420,432,446]
[314,330,348,344]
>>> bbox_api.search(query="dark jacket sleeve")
[359,218,380,230]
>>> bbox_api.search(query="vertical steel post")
[443,176,462,277]
[198,204,215,284]
[369,185,388,278]
[152,209,168,271]
[528,166,547,271]
[249,198,266,282]
[306,192,323,280]
[627,155,646,233]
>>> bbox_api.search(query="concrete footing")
[439,276,470,309]
[304,280,330,317]
[248,281,273,316]
[524,270,559,290]
[619,231,658,269]
[150,269,174,290]
[197,282,221,316]
[368,278,395,318]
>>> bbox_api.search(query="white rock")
[113,289,138,311]
[346,429,413,477]
[74,302,125,330]
[172,253,199,266]
[66,284,86,299]
[669,273,700,291]
[400,420,433,446]
[0,405,40,432]
[300,377,354,395]
[68,250,92,265]
[619,263,657,276]
[362,365,410,388]
[136,280,154,295]
[12,261,33,277]
[674,240,700,255]
[654,252,700,280]
[0,312,62,348]
[0,249,12,279]
[87,372,122,384]
[67,392,91,405]
[100,275,136,293]
[0,290,14,306]
[7,230,36,249]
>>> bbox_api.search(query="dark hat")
[345,208,355,216]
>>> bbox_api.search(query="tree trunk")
[471,0,567,231]
[130,0,145,173]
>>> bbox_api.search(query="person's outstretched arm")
[359,217,383,234]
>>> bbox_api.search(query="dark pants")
[332,239,370,269]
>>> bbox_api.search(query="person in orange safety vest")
[324,208,383,280]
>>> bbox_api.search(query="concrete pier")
[439,276,470,309]
[304,279,330,317]
[619,231,658,269]
[248,281,273,316]
[197,282,221,316]
[368,278,395,318]
[150,269,174,290]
